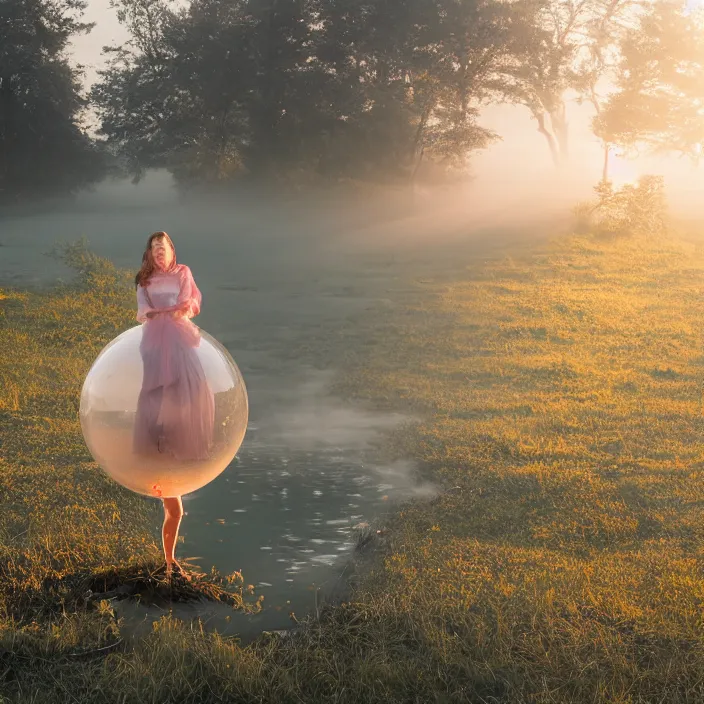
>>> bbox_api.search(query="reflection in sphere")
[80,325,248,498]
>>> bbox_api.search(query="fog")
[51,101,704,250]
[62,0,703,238]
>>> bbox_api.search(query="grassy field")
[2,227,704,702]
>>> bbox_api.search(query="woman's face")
[151,236,174,271]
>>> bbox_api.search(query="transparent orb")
[80,325,248,498]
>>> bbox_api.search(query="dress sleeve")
[136,285,156,323]
[177,265,202,319]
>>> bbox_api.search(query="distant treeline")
[1,0,702,202]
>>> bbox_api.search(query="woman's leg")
[162,496,186,577]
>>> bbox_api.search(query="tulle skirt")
[132,313,215,462]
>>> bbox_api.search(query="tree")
[0,0,108,203]
[595,0,704,162]
[91,0,253,183]
[570,0,643,179]
[93,0,336,184]
[406,0,512,183]
[91,0,510,187]
[276,0,510,183]
[496,0,636,169]
[241,0,333,180]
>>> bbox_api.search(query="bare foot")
[166,559,191,582]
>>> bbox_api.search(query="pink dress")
[132,264,215,462]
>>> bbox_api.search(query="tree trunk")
[217,104,230,179]
[410,144,425,207]
[0,76,15,201]
[602,142,609,182]
[535,112,560,167]
[411,102,434,162]
[550,102,569,163]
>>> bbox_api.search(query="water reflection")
[112,430,428,640]
[180,437,409,620]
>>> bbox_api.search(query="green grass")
[2,229,704,702]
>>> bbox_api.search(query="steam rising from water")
[253,369,440,500]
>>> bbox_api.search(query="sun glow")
[608,150,642,187]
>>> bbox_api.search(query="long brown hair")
[134,231,179,288]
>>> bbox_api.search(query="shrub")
[573,175,668,239]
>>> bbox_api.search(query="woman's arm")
[174,265,202,319]
[136,285,156,323]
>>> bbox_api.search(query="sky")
[69,0,130,88]
[66,0,704,215]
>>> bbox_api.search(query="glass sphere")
[80,325,248,498]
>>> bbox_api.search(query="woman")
[133,231,215,579]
